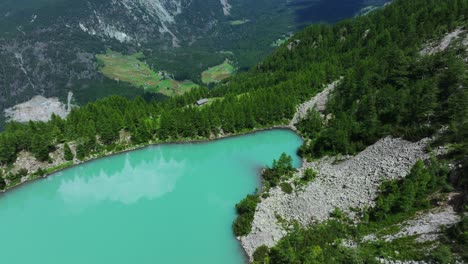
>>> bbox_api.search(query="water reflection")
[57,151,186,206]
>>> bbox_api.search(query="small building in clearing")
[196,98,209,106]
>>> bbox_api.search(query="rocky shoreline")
[239,136,431,260]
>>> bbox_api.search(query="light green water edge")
[0,129,302,264]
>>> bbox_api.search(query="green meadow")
[96,50,198,97]
[201,59,236,84]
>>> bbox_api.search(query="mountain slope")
[0,0,466,262]
[0,0,389,128]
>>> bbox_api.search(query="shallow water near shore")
[0,129,302,264]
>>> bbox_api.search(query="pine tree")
[76,143,86,161]
[0,134,17,165]
[31,134,50,162]
[0,175,6,190]
[63,143,74,161]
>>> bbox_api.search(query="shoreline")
[0,125,299,197]
[0,124,301,264]
[0,82,329,263]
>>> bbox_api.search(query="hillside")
[0,0,467,263]
[0,0,390,129]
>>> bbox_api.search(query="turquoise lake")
[0,129,302,264]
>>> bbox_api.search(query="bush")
[233,214,254,237]
[431,245,454,264]
[0,177,5,190]
[280,182,293,194]
[253,245,270,262]
[5,168,28,184]
[233,193,260,236]
[30,168,46,179]
[302,168,317,183]
[262,153,295,187]
[18,168,28,178]
[330,208,346,220]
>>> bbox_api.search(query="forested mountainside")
[0,0,467,262]
[0,0,389,128]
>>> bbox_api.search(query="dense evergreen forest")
[1,0,465,167]
[0,0,467,261]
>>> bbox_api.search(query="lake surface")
[0,129,302,264]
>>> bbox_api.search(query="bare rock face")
[240,137,429,259]
[76,0,187,46]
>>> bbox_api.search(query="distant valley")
[0,0,389,128]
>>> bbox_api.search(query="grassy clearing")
[96,50,198,97]
[201,59,236,84]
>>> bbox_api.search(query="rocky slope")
[240,136,430,259]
